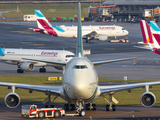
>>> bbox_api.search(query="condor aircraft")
[1,3,160,117]
[32,10,129,43]
[0,48,74,73]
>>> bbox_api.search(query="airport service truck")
[21,104,65,118]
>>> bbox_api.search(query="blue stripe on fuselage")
[0,47,5,56]
[52,25,65,32]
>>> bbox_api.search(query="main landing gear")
[85,103,96,110]
[64,103,75,111]
[104,94,116,111]
[39,67,46,73]
[17,69,24,73]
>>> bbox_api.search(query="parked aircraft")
[32,10,129,43]
[134,20,160,55]
[0,3,160,117]
[0,47,74,73]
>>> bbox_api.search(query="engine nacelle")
[140,92,156,107]
[18,62,35,71]
[5,92,20,108]
[95,34,108,41]
[54,66,63,70]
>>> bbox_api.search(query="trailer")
[21,104,65,118]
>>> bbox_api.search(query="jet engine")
[54,66,63,70]
[5,92,20,108]
[95,34,108,41]
[18,63,35,71]
[140,92,156,107]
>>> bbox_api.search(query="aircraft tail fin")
[150,21,160,31]
[34,10,52,29]
[139,20,160,49]
[76,3,84,57]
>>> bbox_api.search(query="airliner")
[0,47,74,73]
[134,20,160,55]
[0,3,160,117]
[32,10,129,43]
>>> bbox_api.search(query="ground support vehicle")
[109,39,129,43]
[21,104,65,118]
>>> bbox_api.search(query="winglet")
[76,3,84,57]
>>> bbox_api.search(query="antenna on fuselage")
[76,2,84,57]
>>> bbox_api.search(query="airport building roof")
[103,0,160,6]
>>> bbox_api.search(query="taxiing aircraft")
[0,47,74,73]
[0,3,160,117]
[134,20,160,55]
[32,10,129,43]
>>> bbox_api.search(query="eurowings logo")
[0,47,5,56]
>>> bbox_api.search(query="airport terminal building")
[101,0,160,21]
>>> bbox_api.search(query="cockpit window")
[66,55,75,58]
[73,65,88,69]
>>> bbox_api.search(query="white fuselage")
[0,48,74,67]
[60,56,101,103]
[54,25,128,38]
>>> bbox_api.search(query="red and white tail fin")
[139,20,160,49]
[34,10,52,29]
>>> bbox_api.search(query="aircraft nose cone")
[125,30,129,35]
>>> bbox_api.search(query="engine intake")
[18,62,35,71]
[5,92,20,108]
[140,92,156,107]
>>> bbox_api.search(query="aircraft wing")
[99,81,160,96]
[134,46,152,50]
[0,82,61,95]
[22,58,67,66]
[93,57,136,66]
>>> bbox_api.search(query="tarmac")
[0,21,160,119]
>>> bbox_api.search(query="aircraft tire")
[112,104,116,111]
[17,69,24,73]
[106,104,109,111]
[79,110,85,116]
[92,104,96,110]
[39,68,46,73]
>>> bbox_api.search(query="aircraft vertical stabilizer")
[35,10,52,29]
[76,3,84,57]
[139,20,160,49]
[150,21,160,32]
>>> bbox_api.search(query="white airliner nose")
[124,30,129,35]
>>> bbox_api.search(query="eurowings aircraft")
[134,20,160,55]
[0,4,160,117]
[32,10,129,43]
[0,47,74,73]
